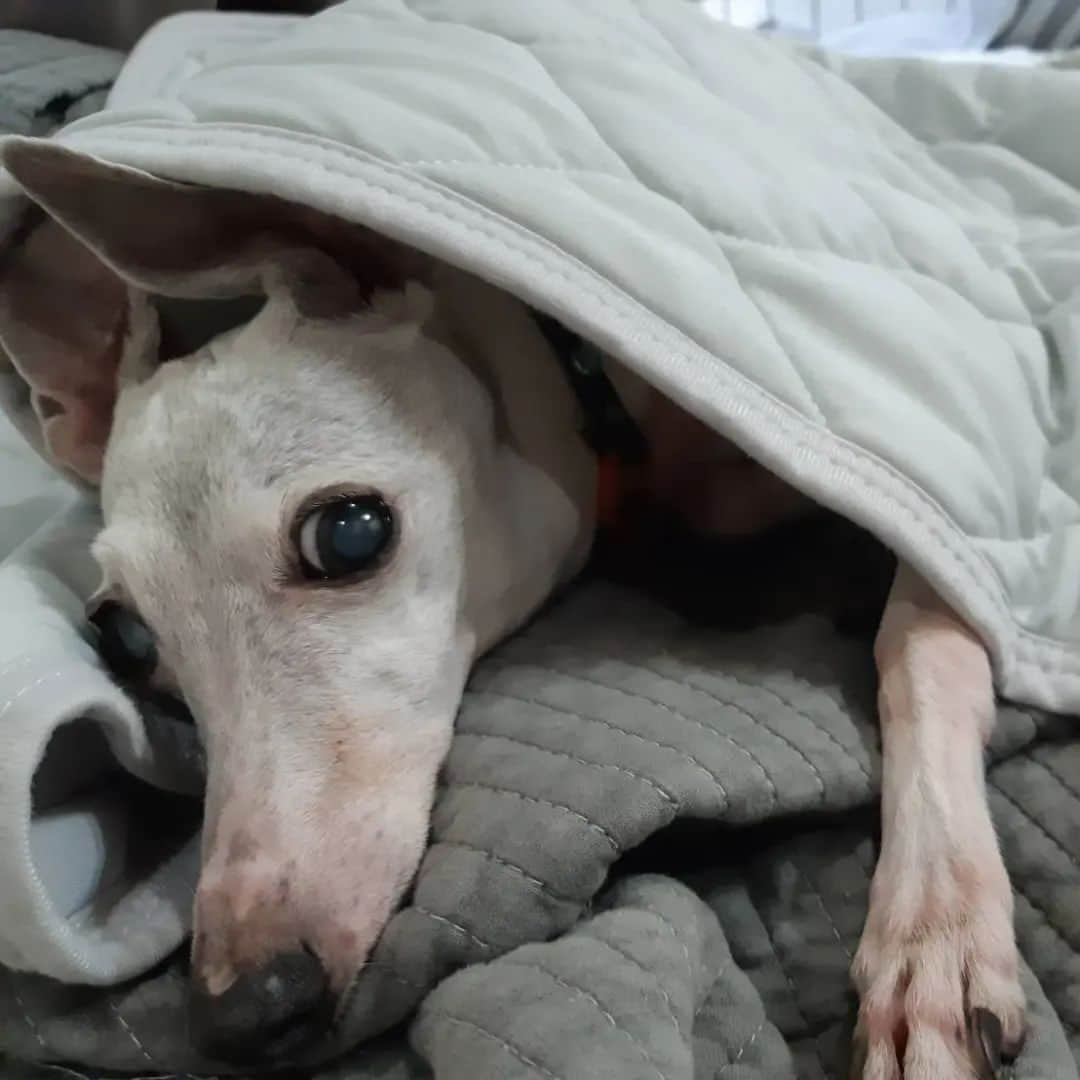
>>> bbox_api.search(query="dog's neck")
[427,267,598,655]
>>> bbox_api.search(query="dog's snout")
[188,947,331,1063]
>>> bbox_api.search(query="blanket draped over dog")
[0,5,1079,1079]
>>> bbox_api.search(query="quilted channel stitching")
[690,669,874,786]
[468,685,735,807]
[452,728,683,813]
[433,839,587,905]
[443,781,622,854]
[501,957,671,1080]
[579,932,686,1039]
[482,663,784,810]
[420,1007,566,1080]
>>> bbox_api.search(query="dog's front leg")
[851,563,1025,1079]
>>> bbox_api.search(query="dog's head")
[0,144,593,1061]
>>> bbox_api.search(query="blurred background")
[1,1,1076,55]
[0,0,325,51]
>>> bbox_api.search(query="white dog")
[0,145,1024,1079]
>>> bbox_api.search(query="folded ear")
[1,140,422,305]
[0,215,155,483]
[0,140,427,481]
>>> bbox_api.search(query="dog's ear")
[0,214,157,483]
[0,141,419,305]
[0,141,425,481]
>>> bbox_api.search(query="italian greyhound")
[0,144,1024,1079]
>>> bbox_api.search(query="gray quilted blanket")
[4,572,1079,1080]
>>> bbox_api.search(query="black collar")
[530,310,648,465]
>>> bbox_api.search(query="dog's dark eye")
[297,496,394,580]
[90,601,158,682]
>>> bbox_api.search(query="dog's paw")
[850,854,1025,1079]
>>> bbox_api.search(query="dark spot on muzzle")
[188,947,332,1064]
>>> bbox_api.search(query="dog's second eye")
[90,602,158,683]
[297,496,394,580]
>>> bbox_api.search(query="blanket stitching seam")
[715,228,1038,333]
[646,665,831,804]
[693,977,719,1028]
[511,50,644,188]
[409,906,494,953]
[503,635,875,787]
[560,663,781,806]
[635,907,694,986]
[479,665,761,807]
[433,838,584,904]
[992,780,1080,883]
[1028,752,1080,807]
[766,665,880,778]
[1010,891,1080,1034]
[715,265,829,425]
[340,152,1042,336]
[595,904,710,1040]
[501,958,670,1080]
[0,669,73,722]
[692,962,733,1024]
[107,1001,156,1067]
[72,124,1080,680]
[404,4,649,188]
[443,781,621,854]
[581,933,685,1039]
[469,686,729,806]
[420,1008,564,1080]
[793,861,854,963]
[990,788,1080,1001]
[725,1019,766,1069]
[691,667,873,786]
[692,973,748,1072]
[454,728,682,812]
[518,662,777,807]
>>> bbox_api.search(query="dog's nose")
[188,947,331,1063]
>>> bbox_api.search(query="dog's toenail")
[1002,1021,1027,1064]
[970,1008,1003,1079]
